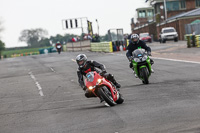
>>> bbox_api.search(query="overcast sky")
[0,0,149,47]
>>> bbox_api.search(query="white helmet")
[131,34,139,44]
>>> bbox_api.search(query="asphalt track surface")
[0,41,200,133]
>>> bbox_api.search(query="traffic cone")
[123,44,126,51]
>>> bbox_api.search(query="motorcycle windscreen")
[86,72,94,82]
[132,49,145,58]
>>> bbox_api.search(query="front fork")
[96,84,119,101]
[132,58,152,77]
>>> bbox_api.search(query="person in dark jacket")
[76,54,121,99]
[126,34,154,77]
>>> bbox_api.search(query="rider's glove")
[100,70,106,76]
[79,82,86,90]
[102,69,107,73]
[147,51,152,56]
[83,86,87,91]
[128,56,133,62]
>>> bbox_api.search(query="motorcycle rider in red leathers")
[76,54,121,100]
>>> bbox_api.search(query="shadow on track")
[77,104,108,110]
[122,82,158,89]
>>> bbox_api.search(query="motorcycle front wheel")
[98,86,116,106]
[116,92,124,104]
[140,67,149,84]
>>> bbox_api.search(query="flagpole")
[164,0,168,21]
[96,19,99,35]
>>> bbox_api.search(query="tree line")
[0,26,110,58]
[18,28,110,48]
[0,19,5,58]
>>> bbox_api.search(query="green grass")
[2,46,51,58]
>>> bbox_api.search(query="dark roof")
[167,8,200,21]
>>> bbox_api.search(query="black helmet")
[131,34,139,44]
[76,54,87,68]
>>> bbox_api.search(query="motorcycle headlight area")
[142,55,148,61]
[96,79,102,85]
[134,56,147,62]
[88,86,95,90]
[134,58,141,62]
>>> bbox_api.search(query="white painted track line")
[151,57,200,64]
[29,71,44,96]
[50,67,55,72]
[109,53,200,65]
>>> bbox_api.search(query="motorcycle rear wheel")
[99,86,116,106]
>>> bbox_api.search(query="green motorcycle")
[131,48,152,84]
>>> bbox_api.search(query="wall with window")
[155,3,161,14]
[137,18,148,26]
[167,0,196,18]
[154,0,196,17]
[185,0,195,9]
[147,10,154,17]
[133,16,200,40]
[166,0,186,11]
[138,10,146,18]
[196,0,200,7]
[136,9,154,25]
[166,0,198,11]
[138,9,154,18]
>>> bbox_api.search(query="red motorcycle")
[85,71,124,106]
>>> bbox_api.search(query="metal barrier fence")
[91,42,113,52]
[185,23,200,35]
[66,40,91,51]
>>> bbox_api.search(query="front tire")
[58,49,61,54]
[98,86,116,106]
[116,93,124,104]
[140,67,149,84]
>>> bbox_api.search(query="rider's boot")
[132,69,138,78]
[130,63,138,78]
[150,59,154,73]
[150,59,154,65]
[114,81,121,89]
[108,74,121,89]
[112,80,121,89]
